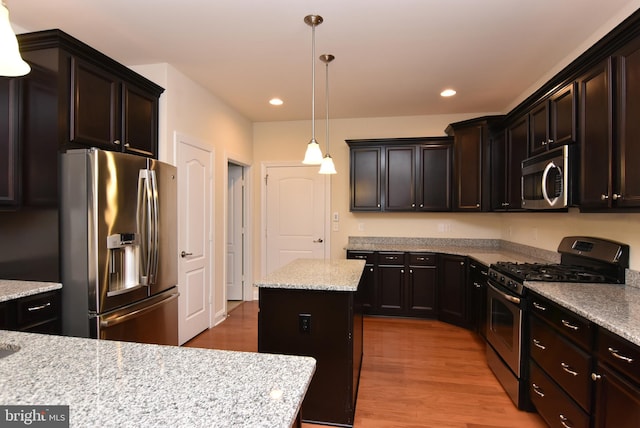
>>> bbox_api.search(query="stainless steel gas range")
[485,236,629,410]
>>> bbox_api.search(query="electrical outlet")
[299,314,311,334]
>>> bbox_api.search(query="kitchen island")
[255,258,365,428]
[0,329,315,427]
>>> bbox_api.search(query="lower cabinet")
[0,290,61,334]
[438,254,467,327]
[467,260,488,337]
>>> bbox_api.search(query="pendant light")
[0,1,30,77]
[302,15,324,165]
[319,54,336,174]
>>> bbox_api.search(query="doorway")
[226,162,245,308]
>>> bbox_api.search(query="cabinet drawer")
[408,253,436,266]
[530,360,590,428]
[529,293,593,349]
[597,328,640,385]
[16,291,61,329]
[347,251,377,264]
[378,252,404,265]
[530,315,593,411]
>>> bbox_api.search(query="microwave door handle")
[541,161,560,207]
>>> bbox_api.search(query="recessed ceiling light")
[269,98,283,106]
[440,89,456,97]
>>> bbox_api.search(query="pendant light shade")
[302,15,324,165]
[319,54,336,175]
[0,2,30,77]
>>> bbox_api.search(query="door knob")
[181,251,193,258]
[313,238,324,243]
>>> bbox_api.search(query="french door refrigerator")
[60,148,179,345]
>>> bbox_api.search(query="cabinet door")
[407,265,436,317]
[0,77,20,207]
[467,261,487,337]
[122,82,159,157]
[417,143,452,211]
[579,59,613,209]
[507,117,528,210]
[593,363,640,428]
[350,146,382,211]
[438,255,467,327]
[70,57,120,150]
[377,252,405,316]
[529,101,549,155]
[454,126,483,211]
[347,250,377,315]
[385,146,415,210]
[550,82,577,146]
[490,128,507,211]
[616,37,640,208]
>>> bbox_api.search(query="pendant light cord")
[311,22,316,142]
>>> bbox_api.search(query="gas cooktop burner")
[493,261,609,283]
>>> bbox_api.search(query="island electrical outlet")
[299,313,311,334]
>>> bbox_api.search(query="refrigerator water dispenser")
[107,233,141,295]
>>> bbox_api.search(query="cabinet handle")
[480,270,488,276]
[591,373,601,381]
[612,193,622,200]
[385,256,397,261]
[474,282,482,288]
[124,142,131,148]
[419,204,424,208]
[476,203,480,208]
[561,319,579,331]
[532,383,544,397]
[114,139,121,145]
[369,267,374,272]
[561,362,578,376]
[411,203,415,208]
[559,414,573,428]
[601,194,609,200]
[409,269,413,274]
[27,302,51,312]
[532,301,547,311]
[417,257,426,261]
[401,269,405,274]
[460,261,465,266]
[532,338,546,350]
[608,347,634,363]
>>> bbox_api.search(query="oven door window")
[486,283,522,377]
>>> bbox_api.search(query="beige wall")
[131,63,254,323]
[253,115,640,274]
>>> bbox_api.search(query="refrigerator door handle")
[137,169,154,285]
[149,169,160,284]
[99,291,179,328]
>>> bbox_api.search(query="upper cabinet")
[18,29,164,158]
[491,116,528,211]
[528,83,577,156]
[347,137,453,212]
[0,78,20,208]
[446,116,503,212]
[580,35,640,211]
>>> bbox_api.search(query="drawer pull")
[532,383,544,397]
[532,302,547,311]
[417,257,426,261]
[27,302,51,312]
[608,347,634,363]
[561,362,578,376]
[385,256,397,261]
[559,414,573,428]
[533,338,546,350]
[561,319,579,331]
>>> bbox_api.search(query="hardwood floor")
[184,301,546,428]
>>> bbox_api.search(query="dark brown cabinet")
[377,252,405,316]
[0,290,61,334]
[346,251,376,315]
[18,30,163,158]
[529,83,577,155]
[406,253,437,318]
[446,116,503,212]
[347,137,453,212]
[491,116,528,211]
[467,260,488,338]
[0,77,20,208]
[592,328,640,428]
[437,254,467,327]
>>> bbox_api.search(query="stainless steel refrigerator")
[60,148,179,345]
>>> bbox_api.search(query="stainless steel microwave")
[521,145,576,210]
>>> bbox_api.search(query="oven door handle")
[488,282,521,305]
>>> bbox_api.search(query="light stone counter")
[0,330,315,428]
[525,281,640,347]
[255,258,366,291]
[0,280,62,302]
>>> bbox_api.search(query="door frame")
[224,152,253,308]
[260,161,331,284]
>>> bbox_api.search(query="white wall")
[131,63,254,323]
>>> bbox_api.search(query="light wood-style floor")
[184,301,546,428]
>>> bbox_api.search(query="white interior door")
[176,135,212,345]
[265,165,328,275]
[226,163,244,301]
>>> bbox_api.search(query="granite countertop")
[0,330,316,427]
[0,280,62,302]
[525,281,640,347]
[255,258,366,292]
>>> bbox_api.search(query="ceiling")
[8,0,640,123]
